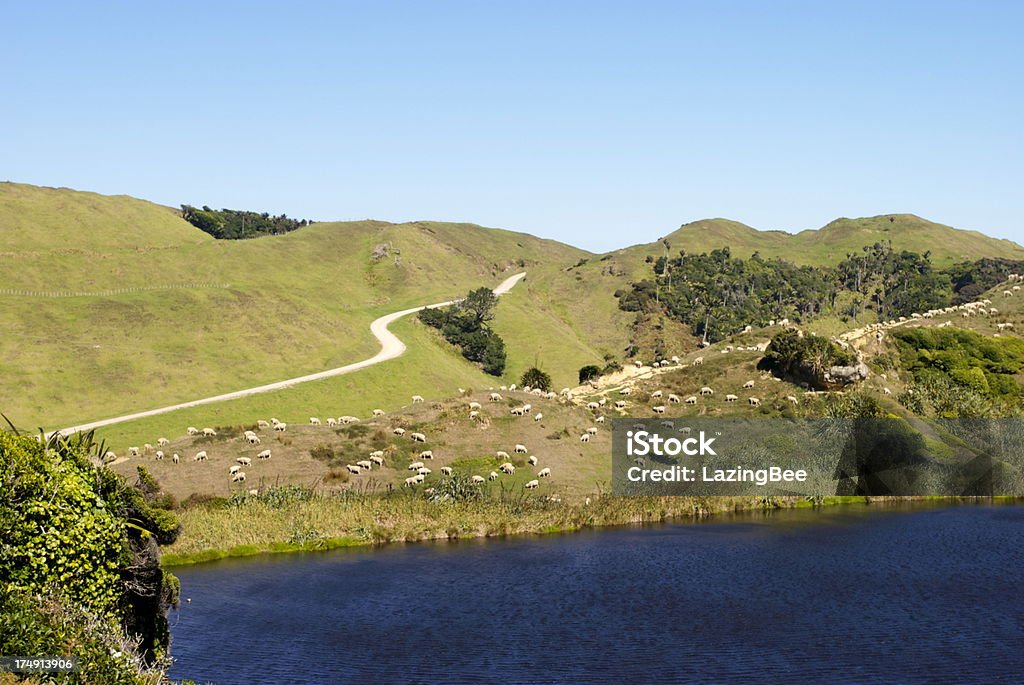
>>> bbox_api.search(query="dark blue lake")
[168,503,1024,684]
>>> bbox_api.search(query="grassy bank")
[162,489,874,567]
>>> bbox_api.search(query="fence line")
[0,283,232,298]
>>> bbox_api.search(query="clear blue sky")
[3,1,1021,251]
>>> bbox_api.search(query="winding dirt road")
[57,272,527,436]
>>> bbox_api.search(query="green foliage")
[762,329,856,388]
[521,367,552,391]
[0,429,180,674]
[946,257,1024,304]
[418,287,507,375]
[893,327,1024,405]
[578,364,601,384]
[180,204,310,239]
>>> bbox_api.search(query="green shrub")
[521,367,552,391]
[578,365,601,384]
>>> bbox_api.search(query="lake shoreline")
[160,494,1018,568]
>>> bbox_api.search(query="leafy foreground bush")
[418,287,507,375]
[0,429,181,682]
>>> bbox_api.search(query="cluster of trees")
[619,243,1024,345]
[181,204,312,239]
[418,287,506,375]
[893,328,1024,406]
[1,429,181,682]
[761,329,856,389]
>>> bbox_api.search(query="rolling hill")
[3,182,1023,447]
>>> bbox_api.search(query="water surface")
[169,504,1024,683]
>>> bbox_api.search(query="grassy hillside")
[615,214,1024,268]
[0,183,589,430]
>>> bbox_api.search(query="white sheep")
[237,457,252,466]
[245,434,261,445]
[500,462,516,474]
[408,461,425,471]
[514,444,528,454]
[187,426,199,436]
[310,417,321,426]
[525,480,539,489]
[393,427,406,436]
[440,466,453,476]
[229,465,241,475]
[417,467,432,476]
[586,401,600,410]
[489,471,500,481]
[534,412,543,421]
[193,451,208,461]
[419,450,433,459]
[405,476,420,486]
[373,409,385,417]
[357,460,373,470]
[743,380,755,389]
[786,395,799,404]
[248,489,259,496]
[172,453,180,464]
[652,405,666,414]
[615,400,627,409]
[692,356,704,366]
[725,394,738,402]
[748,397,761,406]
[496,450,511,460]
[580,433,591,442]
[104,451,117,460]
[203,428,217,437]
[232,471,247,483]
[157,437,170,447]
[275,422,287,432]
[469,411,480,420]
[155,450,164,460]
[469,401,482,410]
[700,386,714,396]
[489,393,503,401]
[668,394,680,404]
[128,446,140,457]
[413,474,426,484]
[257,420,270,429]
[369,455,384,466]
[538,467,551,478]
[410,432,427,442]
[528,455,538,465]
[347,464,362,474]
[651,390,663,399]
[471,475,486,484]
[587,427,599,435]
[596,415,606,424]
[327,418,337,427]
[412,395,425,403]
[685,396,698,404]
[258,450,272,460]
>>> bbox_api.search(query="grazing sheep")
[310,417,321,426]
[586,401,600,410]
[514,444,528,454]
[245,434,261,445]
[598,398,607,406]
[538,467,551,478]
[404,476,419,487]
[440,466,453,476]
[393,428,406,436]
[142,443,154,453]
[527,455,539,466]
[128,446,140,457]
[327,418,337,427]
[1004,291,1013,297]
[232,471,247,483]
[596,415,606,424]
[786,395,799,404]
[257,450,272,460]
[471,475,486,484]
[413,474,426,484]
[580,433,591,442]
[187,426,199,436]
[634,360,643,368]
[237,457,252,466]
[172,453,180,464]
[525,480,539,489]
[661,421,674,429]
[725,394,738,402]
[534,412,544,421]
[489,393,502,401]
[743,380,755,389]
[257,420,270,429]
[692,356,704,366]
[408,461,425,471]
[620,387,632,396]
[469,411,480,420]
[347,464,362,475]
[229,465,241,475]
[157,437,170,446]
[203,428,217,437]
[685,396,698,404]
[668,394,681,404]
[419,450,433,459]
[587,427,599,435]
[651,390,663,399]
[154,450,164,460]
[700,387,714,396]
[652,405,666,414]
[883,388,892,395]
[748,397,761,406]
[193,451,208,461]
[614,400,627,409]
[500,462,516,474]
[357,460,373,470]
[469,401,482,410]
[275,422,287,432]
[489,471,500,481]
[496,450,511,460]
[417,467,432,476]
[372,409,385,417]
[369,455,384,466]
[410,432,427,442]
[412,395,425,403]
